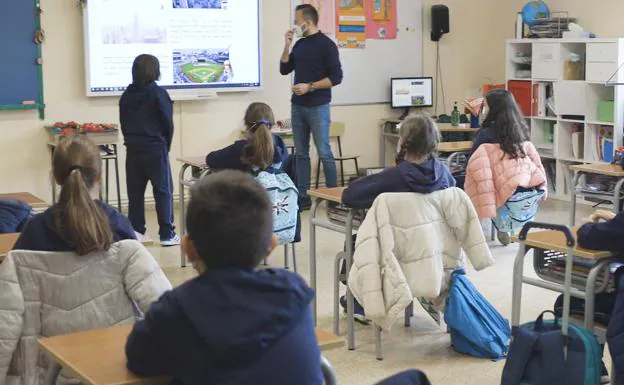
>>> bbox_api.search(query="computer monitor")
[391,77,434,119]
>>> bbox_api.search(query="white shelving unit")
[505,38,624,203]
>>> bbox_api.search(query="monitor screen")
[391,77,433,108]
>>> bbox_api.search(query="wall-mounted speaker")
[431,5,450,41]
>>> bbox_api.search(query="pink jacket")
[465,142,547,219]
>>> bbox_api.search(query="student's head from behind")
[182,170,276,273]
[132,54,161,87]
[483,89,529,159]
[295,4,319,36]
[52,136,113,255]
[243,102,275,170]
[395,115,440,164]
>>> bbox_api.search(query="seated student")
[465,89,547,245]
[340,115,456,322]
[0,137,171,384]
[14,136,136,253]
[205,102,289,171]
[125,171,323,385]
[0,199,32,234]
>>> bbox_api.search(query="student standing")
[120,54,179,246]
[280,4,343,209]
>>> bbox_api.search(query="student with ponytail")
[205,102,289,171]
[14,136,136,254]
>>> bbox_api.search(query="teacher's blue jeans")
[291,103,337,202]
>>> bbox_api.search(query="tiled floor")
[142,199,603,385]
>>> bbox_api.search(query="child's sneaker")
[160,234,181,247]
[340,295,369,325]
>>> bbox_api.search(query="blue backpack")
[501,311,602,385]
[444,269,511,360]
[253,164,299,245]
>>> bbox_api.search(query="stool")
[315,122,359,188]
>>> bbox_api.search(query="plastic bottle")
[451,102,460,127]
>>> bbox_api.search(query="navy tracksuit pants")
[126,146,175,240]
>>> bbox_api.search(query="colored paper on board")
[303,0,336,37]
[335,0,366,49]
[365,0,397,39]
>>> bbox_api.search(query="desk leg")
[345,209,355,351]
[105,154,110,204]
[50,146,56,204]
[379,123,386,168]
[511,243,528,330]
[113,144,121,212]
[309,198,320,325]
[584,259,613,332]
[570,171,581,226]
[613,177,624,214]
[179,164,190,267]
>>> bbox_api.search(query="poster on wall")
[365,0,397,40]
[302,0,336,37]
[335,0,367,49]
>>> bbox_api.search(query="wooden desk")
[510,227,612,260]
[0,192,46,208]
[175,157,210,268]
[39,324,343,385]
[0,233,20,261]
[568,163,624,225]
[308,187,345,203]
[438,140,473,153]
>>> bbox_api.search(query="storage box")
[597,101,615,123]
[563,60,585,80]
[603,138,614,163]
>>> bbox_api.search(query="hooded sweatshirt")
[205,134,290,171]
[125,268,323,385]
[13,200,136,252]
[119,82,174,150]
[0,199,32,234]
[342,158,456,209]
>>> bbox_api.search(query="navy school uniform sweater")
[13,200,136,252]
[205,134,290,171]
[125,268,323,385]
[119,82,174,150]
[0,199,32,234]
[342,158,456,209]
[280,32,343,106]
[577,211,624,252]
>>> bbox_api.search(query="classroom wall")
[544,0,624,37]
[0,0,520,203]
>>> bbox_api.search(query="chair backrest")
[321,355,338,385]
[329,122,346,138]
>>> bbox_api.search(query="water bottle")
[451,102,460,127]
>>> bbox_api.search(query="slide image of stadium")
[173,49,231,84]
[102,13,166,44]
[172,0,225,9]
[411,96,425,106]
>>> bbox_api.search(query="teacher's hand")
[293,83,311,96]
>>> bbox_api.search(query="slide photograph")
[172,0,224,9]
[173,49,230,84]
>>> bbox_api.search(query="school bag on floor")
[444,269,511,360]
[500,311,601,385]
[253,164,299,245]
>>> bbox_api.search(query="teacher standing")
[280,3,343,209]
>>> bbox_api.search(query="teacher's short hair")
[296,4,319,26]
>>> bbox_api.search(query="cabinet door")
[532,43,561,80]
[587,43,618,63]
[553,81,586,116]
[508,80,532,117]
[586,62,618,83]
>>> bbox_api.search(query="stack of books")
[326,204,364,229]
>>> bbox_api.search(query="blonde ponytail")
[53,137,113,255]
[242,102,276,170]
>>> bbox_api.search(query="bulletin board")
[291,0,423,106]
[0,0,45,119]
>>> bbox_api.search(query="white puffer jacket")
[347,189,494,331]
[0,240,172,385]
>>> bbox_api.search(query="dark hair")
[242,102,275,170]
[296,4,319,25]
[482,89,530,159]
[52,136,113,255]
[132,54,161,87]
[395,115,440,164]
[186,170,273,270]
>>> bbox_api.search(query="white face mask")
[293,23,306,38]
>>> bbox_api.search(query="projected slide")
[84,0,259,95]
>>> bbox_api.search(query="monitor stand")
[399,107,411,120]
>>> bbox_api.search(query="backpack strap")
[501,327,538,385]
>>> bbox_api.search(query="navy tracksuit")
[119,82,175,240]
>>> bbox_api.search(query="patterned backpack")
[252,164,299,245]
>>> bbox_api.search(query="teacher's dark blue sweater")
[119,82,174,150]
[280,32,343,106]
[13,201,136,252]
[125,268,323,385]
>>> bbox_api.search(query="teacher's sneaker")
[161,234,181,247]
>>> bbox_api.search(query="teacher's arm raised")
[280,29,295,75]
